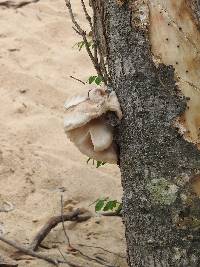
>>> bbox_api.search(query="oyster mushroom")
[64,88,123,164]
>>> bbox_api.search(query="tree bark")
[93,0,200,266]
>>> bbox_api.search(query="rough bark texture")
[94,0,200,266]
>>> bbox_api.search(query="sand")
[0,0,127,266]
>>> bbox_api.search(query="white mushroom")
[64,88,123,164]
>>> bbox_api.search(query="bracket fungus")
[64,88,123,164]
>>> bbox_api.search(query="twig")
[64,0,104,82]
[57,247,68,263]
[70,75,86,85]
[90,0,99,73]
[0,235,59,266]
[60,195,71,247]
[80,0,93,30]
[75,248,116,267]
[57,247,86,267]
[29,209,81,251]
[89,0,110,85]
[0,235,88,267]
[60,197,114,267]
[80,0,100,77]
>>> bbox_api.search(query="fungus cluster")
[64,88,123,164]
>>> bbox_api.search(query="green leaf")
[96,161,107,168]
[103,200,117,211]
[88,76,96,84]
[95,199,105,212]
[95,76,103,85]
[78,41,85,51]
[73,38,94,51]
[87,157,107,168]
[115,203,122,214]
[96,161,102,168]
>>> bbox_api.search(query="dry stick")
[57,248,87,267]
[90,0,109,85]
[57,247,68,263]
[64,0,104,82]
[80,0,100,71]
[29,209,81,251]
[90,0,99,74]
[0,235,59,266]
[70,75,86,85]
[60,198,115,267]
[30,210,91,252]
[80,0,99,73]
[0,210,119,267]
[96,2,110,85]
[80,0,93,30]
[0,210,92,266]
[60,195,71,248]
[0,235,87,267]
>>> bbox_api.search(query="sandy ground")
[0,0,127,266]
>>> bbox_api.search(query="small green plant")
[88,75,103,85]
[73,40,94,51]
[93,198,122,214]
[87,158,106,168]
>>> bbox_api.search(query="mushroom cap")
[64,88,122,132]
[67,119,118,163]
[64,88,122,164]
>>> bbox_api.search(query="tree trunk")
[94,0,200,266]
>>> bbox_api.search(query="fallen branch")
[0,235,59,265]
[0,234,92,267]
[59,197,115,267]
[60,195,72,248]
[29,208,91,251]
[0,203,120,266]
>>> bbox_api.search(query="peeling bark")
[149,0,200,149]
[93,0,200,266]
